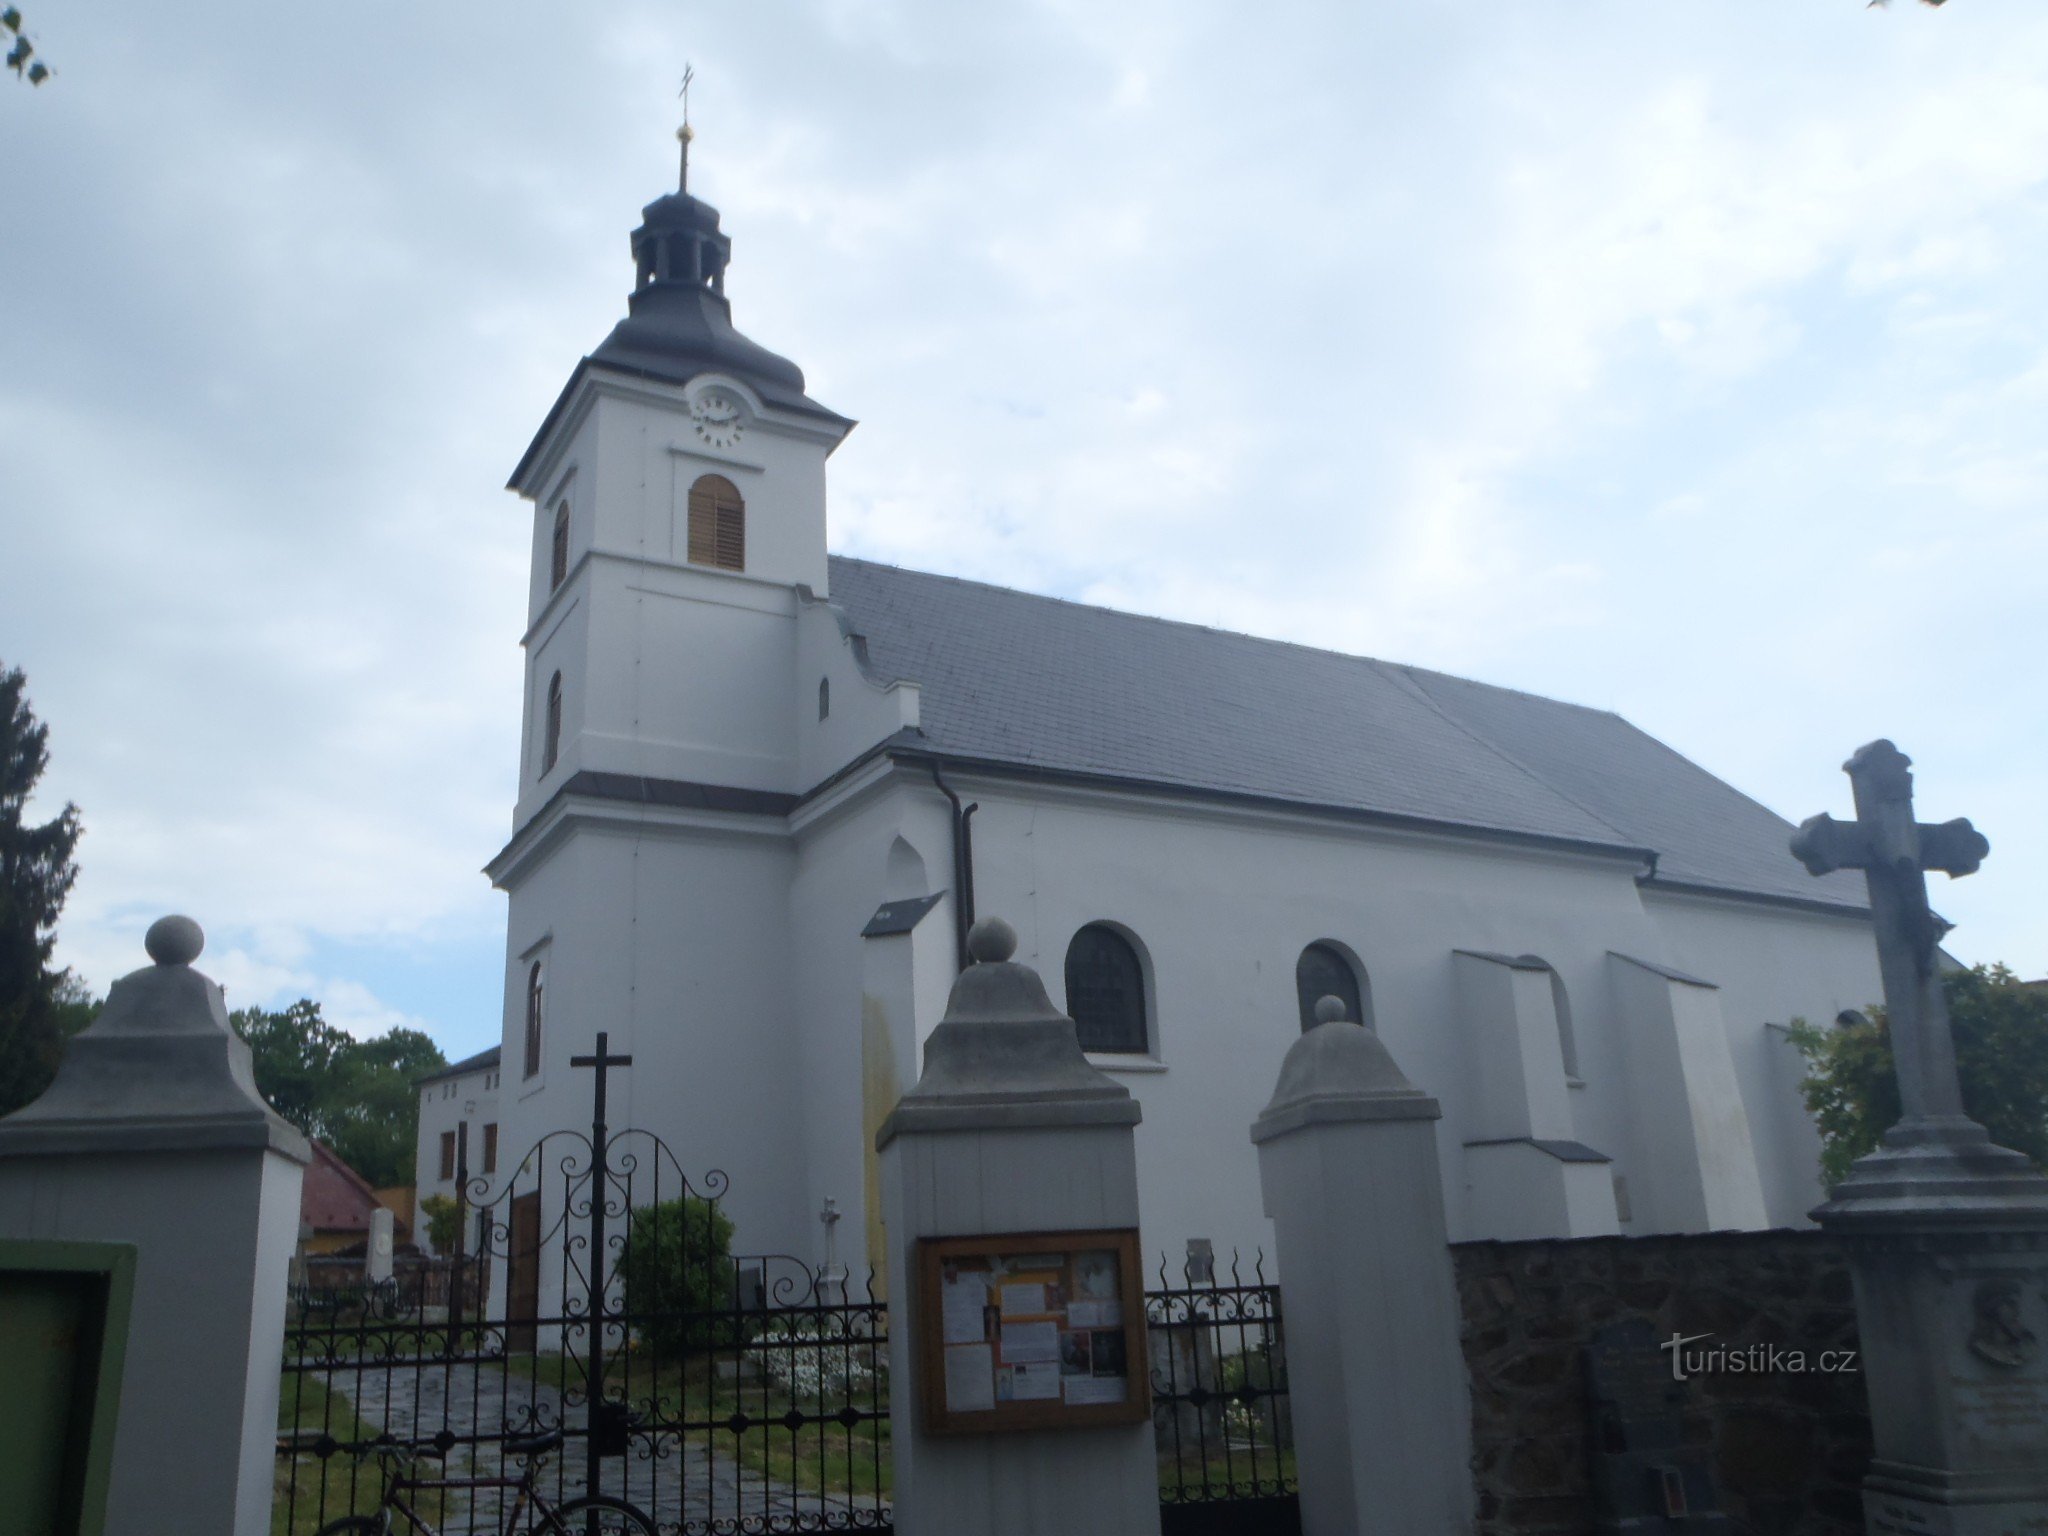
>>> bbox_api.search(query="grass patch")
[273,1373,379,1536]
[498,1345,894,1499]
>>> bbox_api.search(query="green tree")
[418,1192,461,1252]
[0,664,83,1117]
[231,1000,446,1187]
[325,1027,447,1188]
[618,1195,740,1356]
[1788,963,2048,1189]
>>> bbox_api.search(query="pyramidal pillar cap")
[0,914,310,1162]
[1252,995,1441,1144]
[876,915,1139,1147]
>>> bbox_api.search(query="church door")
[506,1192,541,1354]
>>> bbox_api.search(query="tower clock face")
[691,388,745,449]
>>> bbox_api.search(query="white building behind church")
[468,147,1880,1318]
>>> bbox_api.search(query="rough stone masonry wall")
[1455,1230,1872,1536]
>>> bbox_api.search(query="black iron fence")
[276,1034,891,1535]
[1147,1253,1299,1536]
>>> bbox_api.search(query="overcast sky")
[5,0,2043,1059]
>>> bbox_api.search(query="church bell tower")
[486,117,857,1284]
[502,115,855,825]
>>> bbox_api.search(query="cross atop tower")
[677,64,696,191]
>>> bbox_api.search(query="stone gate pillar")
[0,916,310,1536]
[876,917,1160,1536]
[1253,996,1475,1535]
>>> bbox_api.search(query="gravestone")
[1793,742,2048,1534]
[1585,1320,1730,1533]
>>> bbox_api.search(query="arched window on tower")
[1296,941,1370,1032]
[523,960,544,1079]
[550,501,569,591]
[541,672,562,777]
[1064,924,1149,1055]
[687,474,745,571]
[1518,955,1581,1085]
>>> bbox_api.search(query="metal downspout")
[926,759,978,971]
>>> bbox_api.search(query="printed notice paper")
[1000,1320,1060,1363]
[1063,1376,1127,1406]
[1008,1361,1062,1401]
[942,1277,988,1345]
[1000,1282,1048,1317]
[944,1343,996,1413]
[1066,1300,1120,1330]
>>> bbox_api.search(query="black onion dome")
[590,188,824,414]
[507,175,850,491]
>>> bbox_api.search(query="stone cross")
[1790,739,1988,1129]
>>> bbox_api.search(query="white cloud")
[8,0,2048,1038]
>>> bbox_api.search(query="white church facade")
[475,152,1880,1312]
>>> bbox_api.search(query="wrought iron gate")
[1148,1253,1299,1536]
[277,1034,892,1534]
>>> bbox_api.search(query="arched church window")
[1296,941,1369,1032]
[818,677,830,721]
[1518,955,1581,1084]
[550,501,569,591]
[523,961,544,1079]
[541,672,562,776]
[687,474,745,572]
[1064,924,1148,1054]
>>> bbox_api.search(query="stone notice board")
[916,1229,1150,1434]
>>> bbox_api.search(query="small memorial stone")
[1585,1320,1730,1533]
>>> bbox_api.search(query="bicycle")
[313,1427,654,1535]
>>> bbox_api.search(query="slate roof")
[825,556,1868,914]
[415,1045,501,1089]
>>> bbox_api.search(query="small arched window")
[1064,924,1148,1054]
[1518,955,1580,1083]
[1296,942,1368,1032]
[523,961,544,1079]
[549,501,570,591]
[541,671,562,776]
[818,677,830,721]
[687,474,745,571]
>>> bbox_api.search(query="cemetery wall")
[1454,1229,1872,1536]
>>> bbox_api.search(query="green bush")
[418,1192,460,1252]
[1787,962,2048,1189]
[617,1195,742,1355]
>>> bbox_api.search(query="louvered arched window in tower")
[687,474,746,571]
[541,671,562,777]
[550,500,570,591]
[523,960,544,1079]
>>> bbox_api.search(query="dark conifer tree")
[0,664,83,1115]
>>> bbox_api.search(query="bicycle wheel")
[312,1519,384,1536]
[548,1495,657,1534]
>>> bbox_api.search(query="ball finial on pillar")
[966,916,1018,965]
[144,914,205,967]
[1314,994,1348,1026]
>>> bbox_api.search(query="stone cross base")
[1843,1226,2048,1536]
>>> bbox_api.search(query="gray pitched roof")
[415,1045,501,1089]
[825,556,1868,914]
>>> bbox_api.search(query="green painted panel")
[0,1271,106,1532]
[0,1241,136,1536]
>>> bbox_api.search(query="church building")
[478,138,1880,1310]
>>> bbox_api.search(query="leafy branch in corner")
[4,8,52,86]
